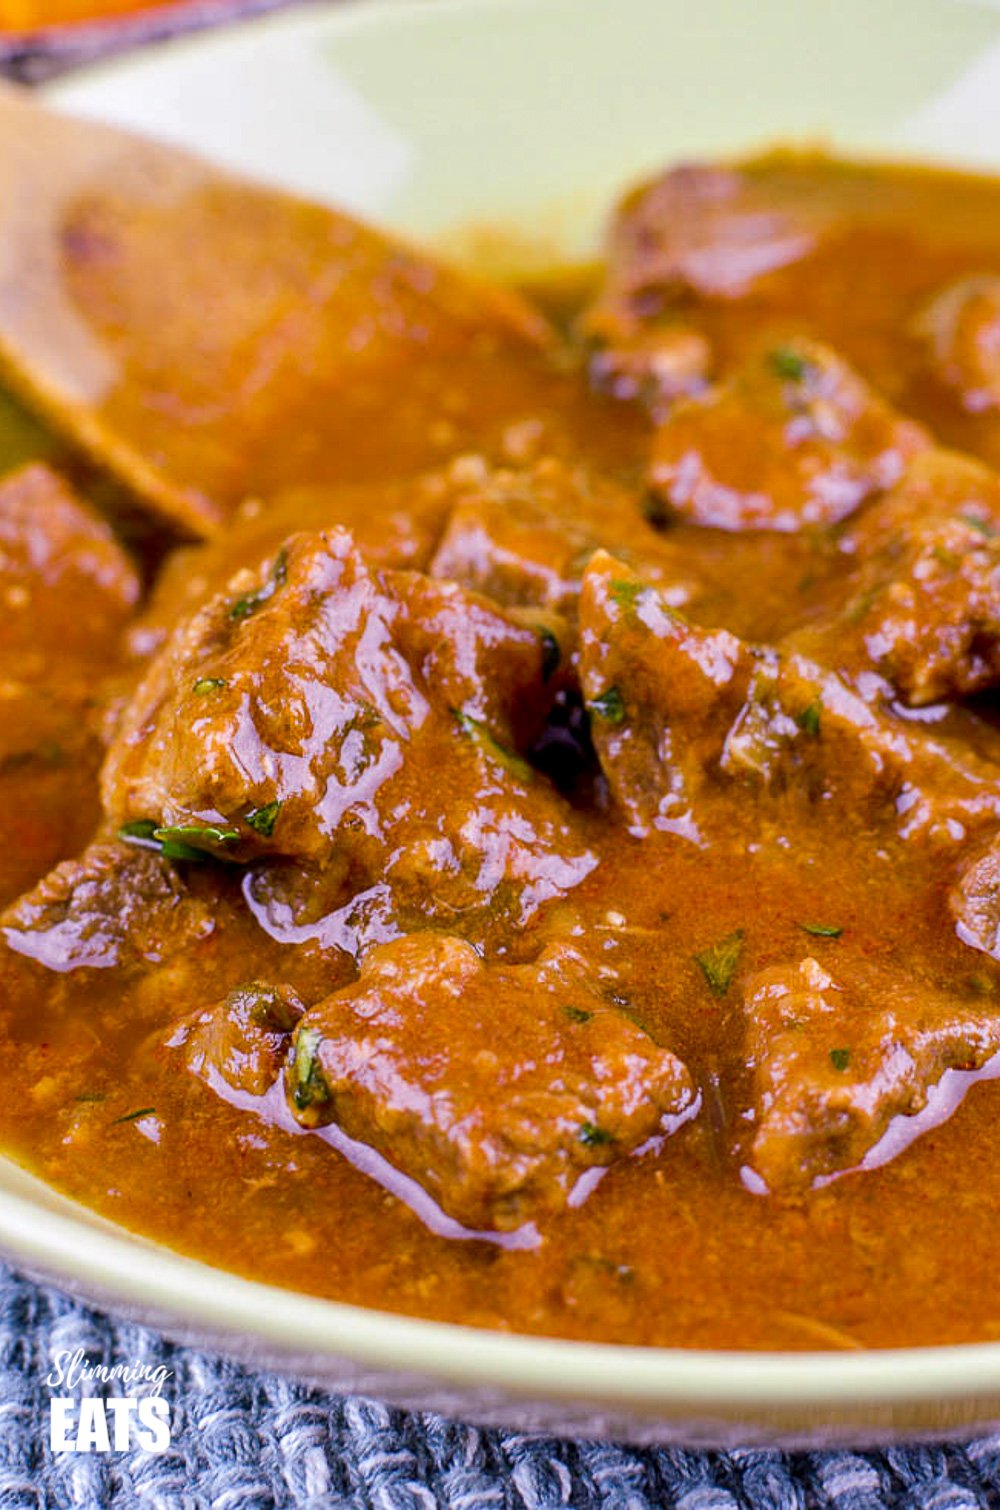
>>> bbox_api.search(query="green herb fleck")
[118,819,159,844]
[695,929,745,999]
[933,545,960,570]
[111,1106,156,1125]
[539,629,561,682]
[769,346,808,381]
[246,801,281,838]
[229,548,288,622]
[610,578,643,613]
[74,1092,106,1104]
[564,1005,594,1024]
[796,698,822,737]
[453,709,534,782]
[290,1027,329,1115]
[846,587,878,624]
[589,686,626,725]
[153,823,240,860]
[961,512,998,539]
[799,921,843,938]
[579,1121,613,1148]
[193,677,227,695]
[829,1048,851,1072]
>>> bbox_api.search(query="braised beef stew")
[7,134,1000,1349]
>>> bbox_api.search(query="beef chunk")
[0,464,139,666]
[915,277,1000,416]
[587,321,711,414]
[822,450,1000,705]
[169,980,304,1098]
[287,933,694,1231]
[103,528,594,928]
[133,458,520,662]
[588,162,825,324]
[1,841,213,972]
[648,338,928,532]
[950,837,1000,961]
[745,956,1000,1190]
[430,469,597,616]
[427,453,696,621]
[581,160,853,414]
[578,550,752,835]
[579,552,1000,845]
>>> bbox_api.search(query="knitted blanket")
[1,1265,999,1509]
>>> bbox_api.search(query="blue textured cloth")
[2,1265,1000,1508]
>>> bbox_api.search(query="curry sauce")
[6,140,1000,1349]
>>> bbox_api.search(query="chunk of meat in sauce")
[603,161,828,299]
[103,528,594,927]
[430,464,600,616]
[582,162,825,394]
[287,933,694,1232]
[745,956,1000,1191]
[578,550,751,835]
[815,450,1000,705]
[0,463,139,668]
[169,980,304,1098]
[950,836,1000,962]
[0,841,213,973]
[130,459,518,663]
[586,321,711,415]
[427,452,697,620]
[914,277,1000,416]
[648,338,929,532]
[580,552,1000,845]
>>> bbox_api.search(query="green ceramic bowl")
[14,0,1000,1445]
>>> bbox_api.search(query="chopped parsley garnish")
[153,823,240,860]
[769,346,808,381]
[610,578,642,613]
[119,818,239,861]
[118,819,159,843]
[193,677,227,695]
[564,1005,594,1024]
[796,698,822,737]
[111,1106,156,1125]
[246,801,281,838]
[290,1028,329,1114]
[229,548,288,622]
[933,545,960,570]
[589,686,626,725]
[74,1092,106,1104]
[453,709,533,782]
[846,587,878,625]
[539,628,561,682]
[695,929,745,998]
[799,922,843,938]
[829,1048,851,1073]
[579,1121,613,1148]
[961,511,998,539]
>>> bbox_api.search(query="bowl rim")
[6,1173,1000,1409]
[14,0,1000,1417]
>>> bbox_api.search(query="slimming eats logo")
[46,1349,172,1454]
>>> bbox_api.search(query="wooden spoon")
[0,83,552,537]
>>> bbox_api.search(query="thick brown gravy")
[7,150,1000,1350]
